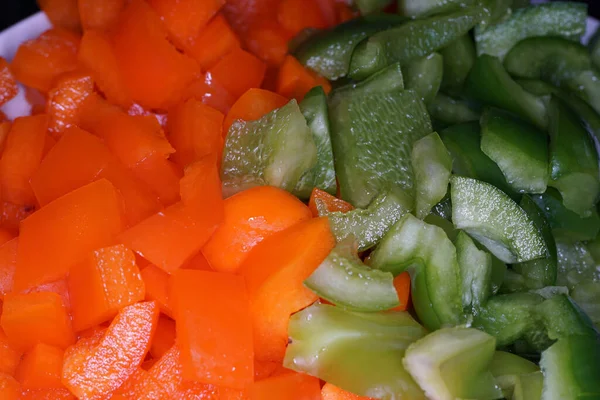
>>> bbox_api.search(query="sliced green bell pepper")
[284,303,427,399]
[221,100,316,197]
[428,93,480,128]
[490,351,542,400]
[555,239,599,290]
[402,53,443,105]
[440,34,476,95]
[455,231,492,313]
[397,0,478,18]
[571,282,600,329]
[403,327,503,400]
[354,0,393,14]
[535,294,598,342]
[590,29,600,71]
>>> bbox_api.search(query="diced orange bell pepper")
[140,264,172,318]
[147,0,225,49]
[167,99,224,169]
[147,345,182,396]
[62,301,159,399]
[77,30,132,108]
[0,238,18,300]
[278,0,327,36]
[0,372,20,400]
[254,360,279,381]
[0,202,35,235]
[23,278,72,314]
[321,383,377,400]
[13,179,125,291]
[223,88,288,133]
[170,270,254,388]
[19,388,76,400]
[239,217,335,361]
[186,14,241,71]
[0,115,48,206]
[112,0,199,110]
[110,367,167,399]
[203,186,312,273]
[180,250,213,270]
[68,244,145,332]
[0,291,75,351]
[119,160,223,273]
[250,371,321,399]
[244,22,290,67]
[10,29,80,93]
[37,0,81,32]
[391,271,411,312]
[0,121,11,152]
[222,0,280,33]
[15,343,64,389]
[46,72,94,138]
[78,0,125,31]
[0,328,21,375]
[181,73,237,115]
[131,153,183,207]
[308,187,354,217]
[149,316,176,360]
[0,111,6,122]
[209,48,267,99]
[276,55,331,101]
[0,228,14,248]
[0,58,18,107]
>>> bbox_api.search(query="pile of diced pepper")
[0,0,600,399]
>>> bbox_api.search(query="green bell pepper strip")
[530,188,600,242]
[284,303,427,399]
[455,230,492,312]
[293,87,336,199]
[423,213,456,240]
[293,15,405,80]
[326,189,413,252]
[330,89,432,208]
[490,255,507,296]
[440,34,476,95]
[465,55,548,130]
[354,0,393,15]
[474,2,588,61]
[439,122,516,199]
[504,36,600,116]
[480,107,549,194]
[428,93,480,128]
[348,4,490,80]
[535,294,598,342]
[221,100,316,198]
[450,176,547,264]
[304,240,400,312]
[402,53,443,105]
[590,29,600,71]
[555,239,599,290]
[540,335,600,400]
[411,132,452,219]
[473,292,545,347]
[332,62,404,98]
[547,96,600,217]
[490,351,542,400]
[571,282,600,329]
[369,214,464,331]
[511,195,558,290]
[397,0,478,18]
[403,327,503,400]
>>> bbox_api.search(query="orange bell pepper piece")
[147,0,225,49]
[110,367,167,399]
[15,343,64,389]
[250,371,321,399]
[0,372,20,400]
[239,217,335,361]
[78,0,125,31]
[186,14,241,71]
[254,360,279,381]
[0,328,21,375]
[46,72,94,139]
[167,99,224,169]
[119,159,223,273]
[112,0,199,110]
[0,291,75,351]
[0,238,18,300]
[19,388,76,399]
[10,29,80,93]
[170,270,254,388]
[149,316,176,360]
[180,250,213,270]
[182,72,237,114]
[278,0,327,36]
[23,278,72,313]
[130,154,182,207]
[140,264,172,318]
[244,22,290,67]
[0,201,34,235]
[0,115,48,206]
[62,301,159,399]
[276,55,331,101]
[0,57,18,107]
[68,244,145,332]
[77,30,132,108]
[391,271,411,312]
[0,228,14,248]
[203,185,312,273]
[223,88,288,133]
[13,179,125,291]
[308,187,354,217]
[37,0,81,32]
[209,48,267,99]
[321,383,377,400]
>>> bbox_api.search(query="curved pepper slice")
[402,53,443,105]
[455,231,492,313]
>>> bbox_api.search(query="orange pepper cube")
[250,371,321,399]
[0,57,18,106]
[321,383,376,400]
[170,270,254,388]
[0,291,75,351]
[13,179,125,291]
[0,372,20,400]
[15,343,64,389]
[209,48,267,99]
[68,244,145,332]
[140,264,172,317]
[0,328,21,375]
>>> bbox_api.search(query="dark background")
[0,0,599,31]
